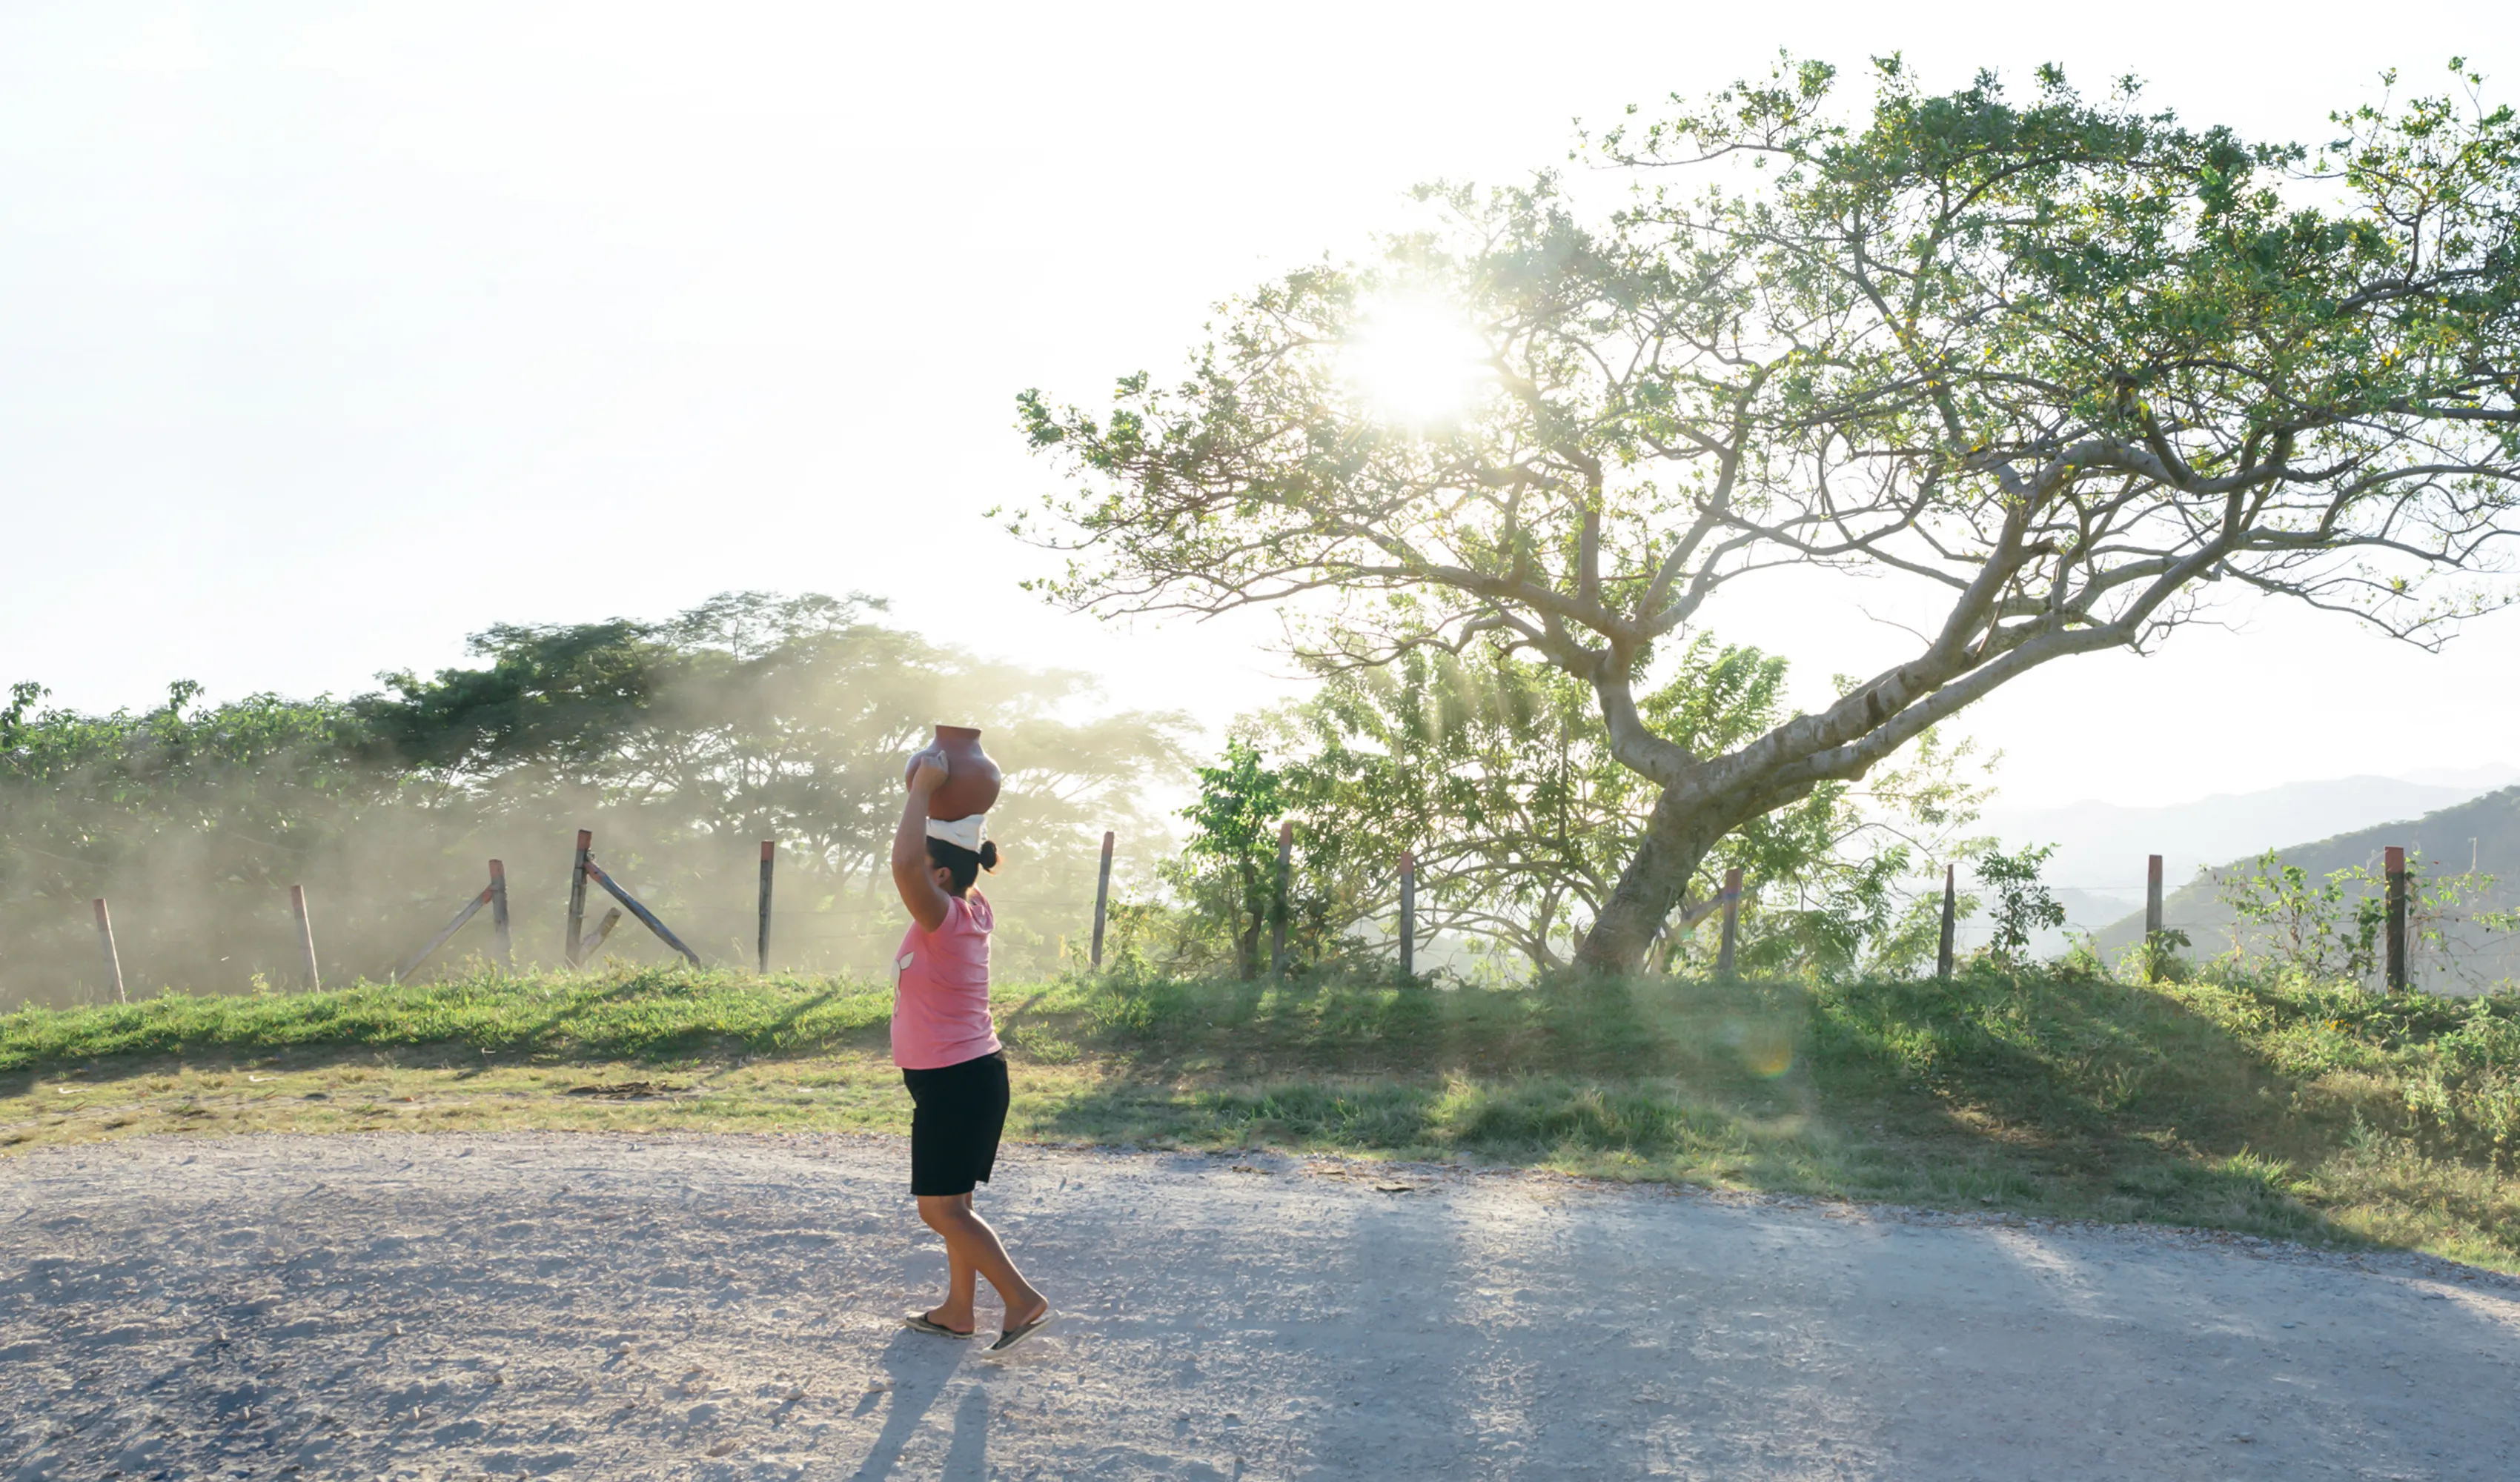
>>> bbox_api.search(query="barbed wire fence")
[58,825,2520,1007]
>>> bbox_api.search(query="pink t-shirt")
[890,890,1002,1070]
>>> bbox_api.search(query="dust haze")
[0,592,1190,1011]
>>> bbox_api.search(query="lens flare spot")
[1721,1017,1797,1078]
[1342,293,1490,428]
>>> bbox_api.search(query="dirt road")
[4,1133,2516,1479]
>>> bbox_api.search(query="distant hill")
[1983,773,2515,904]
[2085,785,2520,991]
[2401,764,2520,790]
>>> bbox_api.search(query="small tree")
[2215,851,2384,980]
[1253,649,1629,971]
[1015,59,2520,973]
[1167,740,1370,978]
[1170,740,1284,979]
[1974,843,2066,963]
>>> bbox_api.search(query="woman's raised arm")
[891,753,953,932]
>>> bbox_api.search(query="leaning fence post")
[1937,865,1956,982]
[1716,867,1743,979]
[488,859,513,971]
[2384,845,2409,993]
[289,884,322,991]
[757,840,776,974]
[395,883,493,983]
[1270,819,1293,975]
[1399,848,1416,980]
[582,854,704,967]
[93,898,127,1004]
[566,828,592,966]
[580,906,623,958]
[1090,830,1115,969]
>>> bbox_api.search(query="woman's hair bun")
[978,840,1001,871]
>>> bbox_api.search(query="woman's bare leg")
[917,1193,1047,1331]
[917,1196,981,1332]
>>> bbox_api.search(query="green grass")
[7,961,2520,1270]
[0,968,901,1065]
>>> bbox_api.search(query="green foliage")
[1166,741,1315,978]
[2215,851,2387,980]
[2212,849,2501,986]
[1251,648,1644,972]
[2136,928,2195,985]
[1973,843,2065,960]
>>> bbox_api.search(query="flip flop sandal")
[987,1309,1056,1355]
[902,1312,975,1339]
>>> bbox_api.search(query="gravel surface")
[4,1132,2519,1480]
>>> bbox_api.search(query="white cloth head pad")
[925,814,988,852]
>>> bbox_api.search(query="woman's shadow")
[847,1329,989,1481]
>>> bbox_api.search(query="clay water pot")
[908,724,1001,821]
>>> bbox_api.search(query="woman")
[889,751,1052,1353]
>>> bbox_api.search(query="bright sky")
[4,1,2516,812]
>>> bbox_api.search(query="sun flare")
[1342,293,1490,428]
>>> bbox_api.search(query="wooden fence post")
[1937,865,1956,982]
[2385,845,2409,993]
[1270,819,1293,975]
[289,885,322,991]
[2144,853,2166,983]
[1716,867,1743,979]
[566,829,592,966]
[1090,830,1115,969]
[757,840,776,975]
[488,860,513,971]
[93,898,126,1004]
[1399,849,1416,980]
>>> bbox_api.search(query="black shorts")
[901,1051,1009,1197]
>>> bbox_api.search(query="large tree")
[1013,58,2520,971]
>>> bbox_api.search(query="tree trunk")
[1574,785,1725,974]
[1233,861,1262,980]
[1517,894,1560,974]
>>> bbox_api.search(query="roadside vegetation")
[9,961,2520,1272]
[0,591,1189,1007]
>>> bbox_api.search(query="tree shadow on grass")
[1031,969,2388,1251]
[500,978,881,1064]
[1070,968,1666,1082]
[1779,967,2369,1243]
